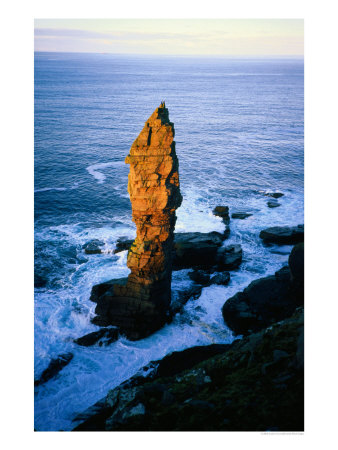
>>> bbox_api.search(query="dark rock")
[173,232,226,269]
[210,272,231,285]
[185,399,215,409]
[104,104,182,341]
[288,242,304,306]
[113,237,134,254]
[170,286,203,315]
[76,309,303,431]
[34,272,47,288]
[82,239,105,255]
[155,344,230,378]
[222,250,304,336]
[113,231,228,268]
[90,278,128,303]
[34,353,73,386]
[259,225,304,245]
[289,242,304,283]
[188,270,211,286]
[216,244,242,270]
[74,327,119,347]
[213,205,229,218]
[213,206,231,232]
[231,212,252,220]
[267,201,281,208]
[265,192,284,199]
[73,398,113,431]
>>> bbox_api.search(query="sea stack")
[92,102,182,339]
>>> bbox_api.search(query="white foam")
[86,161,125,184]
[35,187,67,193]
[34,187,303,431]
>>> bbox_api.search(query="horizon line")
[34,50,304,58]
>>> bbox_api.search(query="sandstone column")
[93,102,182,340]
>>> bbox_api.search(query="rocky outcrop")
[172,231,225,269]
[260,225,304,244]
[34,353,73,387]
[212,206,230,237]
[210,272,231,285]
[231,212,252,219]
[82,239,105,254]
[92,103,182,340]
[74,309,303,431]
[267,201,281,208]
[114,231,228,270]
[114,237,134,254]
[216,244,242,270]
[222,243,304,335]
[74,327,119,347]
[264,192,284,199]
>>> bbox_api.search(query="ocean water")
[34,52,304,431]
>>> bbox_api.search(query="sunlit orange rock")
[92,102,182,339]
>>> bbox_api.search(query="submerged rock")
[34,272,48,288]
[213,206,230,222]
[82,239,105,255]
[216,244,243,270]
[113,237,134,254]
[259,225,304,245]
[34,353,73,386]
[92,103,182,340]
[267,201,281,208]
[210,272,231,285]
[231,212,252,219]
[74,327,119,347]
[170,285,203,315]
[212,206,231,237]
[265,192,284,199]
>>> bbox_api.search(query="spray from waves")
[86,161,126,184]
[35,181,85,193]
[35,187,68,193]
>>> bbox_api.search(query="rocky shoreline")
[70,216,304,431]
[34,103,304,431]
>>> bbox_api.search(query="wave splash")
[86,161,125,184]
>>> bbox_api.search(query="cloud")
[34,28,208,42]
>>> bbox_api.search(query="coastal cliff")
[92,103,182,340]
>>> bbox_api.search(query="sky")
[34,19,304,56]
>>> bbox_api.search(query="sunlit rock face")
[93,103,182,340]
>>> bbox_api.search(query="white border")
[2,0,337,449]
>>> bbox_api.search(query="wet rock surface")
[113,237,134,254]
[264,192,284,199]
[216,244,243,270]
[222,244,304,336]
[260,225,304,244]
[35,353,73,387]
[188,269,211,286]
[172,231,226,269]
[231,212,253,219]
[267,201,281,208]
[210,271,231,285]
[74,327,119,347]
[170,285,203,315]
[82,239,105,255]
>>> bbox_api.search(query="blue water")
[34,52,304,430]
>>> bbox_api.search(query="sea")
[34,52,304,431]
